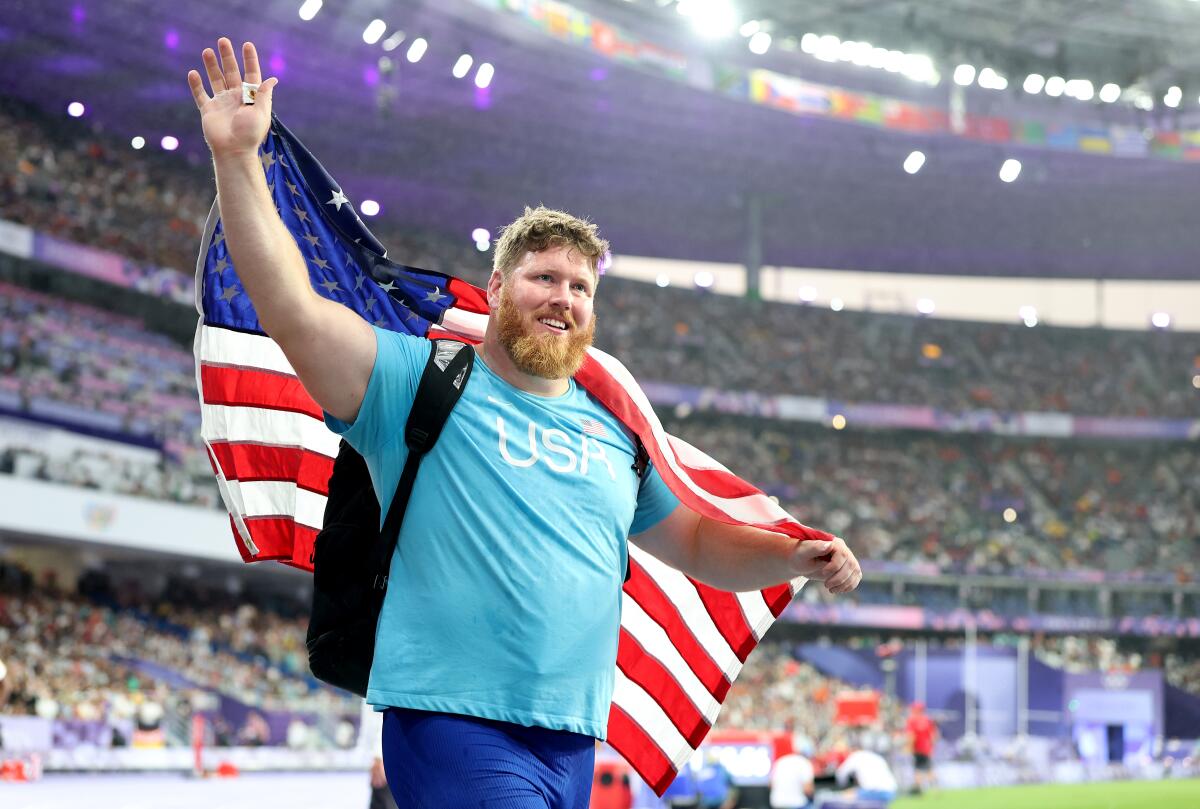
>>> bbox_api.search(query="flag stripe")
[200,364,322,419]
[605,704,677,797]
[220,479,328,529]
[207,442,335,492]
[622,557,731,701]
[237,516,319,565]
[693,585,759,662]
[616,629,709,749]
[612,669,693,771]
[736,590,775,641]
[198,323,294,375]
[629,546,742,681]
[621,595,720,724]
[200,404,342,458]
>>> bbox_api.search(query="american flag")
[580,416,609,438]
[194,115,834,795]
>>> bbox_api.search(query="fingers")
[202,47,225,94]
[187,70,210,110]
[217,37,243,93]
[243,41,262,85]
[822,538,862,593]
[794,539,834,564]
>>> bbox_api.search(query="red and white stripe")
[196,274,830,794]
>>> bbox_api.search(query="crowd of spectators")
[0,560,357,748]
[3,96,1199,419]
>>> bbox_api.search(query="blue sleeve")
[322,327,430,455]
[630,461,680,535]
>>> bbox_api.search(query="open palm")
[187,38,277,157]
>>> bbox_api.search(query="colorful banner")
[471,0,1200,162]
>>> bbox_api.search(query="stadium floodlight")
[903,150,926,174]
[656,273,671,288]
[298,0,322,21]
[883,50,905,72]
[381,31,406,52]
[1023,74,1046,94]
[130,136,145,150]
[471,227,489,243]
[867,47,889,69]
[815,34,840,62]
[406,37,428,63]
[1099,83,1121,103]
[999,158,1022,183]
[453,54,473,78]
[1044,76,1065,97]
[739,20,760,37]
[953,64,977,86]
[676,0,738,38]
[160,135,179,151]
[1164,86,1182,108]
[360,200,380,216]
[800,33,819,54]
[748,31,771,54]
[1065,80,1095,101]
[798,286,817,303]
[1019,305,1038,327]
[831,414,847,430]
[830,297,844,311]
[474,62,494,89]
[916,297,935,315]
[67,101,85,117]
[977,66,999,88]
[1003,508,1017,523]
[1151,311,1171,328]
[475,240,489,252]
[362,19,387,45]
[1192,374,1200,389]
[902,54,938,85]
[694,271,715,288]
[848,41,874,66]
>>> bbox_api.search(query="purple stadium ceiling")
[1,0,1199,279]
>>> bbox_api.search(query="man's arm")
[189,38,374,424]
[632,504,862,593]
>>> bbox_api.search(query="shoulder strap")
[372,339,475,589]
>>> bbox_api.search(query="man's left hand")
[791,536,862,594]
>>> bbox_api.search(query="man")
[904,702,937,795]
[359,700,397,809]
[187,38,862,807]
[769,736,815,809]
[822,748,897,807]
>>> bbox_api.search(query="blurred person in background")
[904,702,937,795]
[359,700,398,809]
[769,734,815,809]
[187,36,861,808]
[820,746,897,807]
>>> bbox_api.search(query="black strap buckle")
[372,573,388,590]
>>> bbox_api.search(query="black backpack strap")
[371,339,474,589]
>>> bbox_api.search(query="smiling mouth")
[536,316,570,333]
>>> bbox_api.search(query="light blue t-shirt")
[324,327,679,739]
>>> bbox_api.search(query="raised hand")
[791,536,862,594]
[187,38,278,158]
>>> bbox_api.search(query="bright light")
[656,273,670,288]
[471,227,489,243]
[800,33,819,54]
[362,19,387,45]
[903,150,926,174]
[814,35,840,62]
[953,64,977,86]
[916,297,935,315]
[1019,305,1038,327]
[360,199,380,216]
[867,47,889,69]
[1151,311,1171,328]
[798,286,817,303]
[902,53,938,85]
[406,37,427,63]
[1165,86,1182,108]
[831,414,847,430]
[474,62,494,89]
[381,31,406,52]
[1023,74,1045,94]
[160,135,179,151]
[676,0,738,38]
[1065,79,1094,101]
[475,240,489,252]
[67,101,85,117]
[1099,83,1121,103]
[1192,374,1200,389]
[999,158,1022,183]
[748,31,771,55]
[453,54,473,78]
[1003,508,1017,523]
[979,68,1008,90]
[830,297,844,312]
[739,20,760,37]
[298,0,322,21]
[130,136,145,150]
[1044,76,1066,97]
[883,50,905,72]
[694,271,714,288]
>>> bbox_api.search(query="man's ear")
[486,269,504,308]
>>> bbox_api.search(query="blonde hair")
[493,206,609,281]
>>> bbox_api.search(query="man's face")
[489,243,597,380]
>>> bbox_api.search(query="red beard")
[495,286,596,380]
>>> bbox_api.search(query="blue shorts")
[381,708,596,808]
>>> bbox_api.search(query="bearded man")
[189,37,861,808]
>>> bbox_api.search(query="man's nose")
[547,280,572,307]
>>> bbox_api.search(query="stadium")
[0,0,1198,807]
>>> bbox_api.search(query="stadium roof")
[2,0,1199,279]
